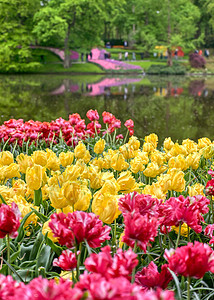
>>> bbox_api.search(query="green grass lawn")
[127,61,167,71]
[34,62,104,74]
[30,48,105,73]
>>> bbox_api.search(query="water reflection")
[49,76,212,99]
[0,74,214,142]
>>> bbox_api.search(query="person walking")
[119,52,122,61]
[174,49,178,60]
[125,51,128,61]
[132,52,136,61]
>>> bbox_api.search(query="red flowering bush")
[189,53,206,68]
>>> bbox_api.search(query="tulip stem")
[187,226,190,243]
[175,222,182,248]
[211,196,214,224]
[7,234,11,275]
[131,240,138,283]
[187,276,191,300]
[113,219,117,252]
[76,242,82,281]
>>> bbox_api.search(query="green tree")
[33,0,108,68]
[0,0,41,72]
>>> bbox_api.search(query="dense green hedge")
[147,63,186,75]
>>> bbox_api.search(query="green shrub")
[147,63,186,75]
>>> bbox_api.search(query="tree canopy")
[0,0,213,70]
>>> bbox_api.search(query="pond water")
[0,74,214,143]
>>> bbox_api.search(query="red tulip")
[124,119,134,129]
[86,109,99,121]
[0,203,21,239]
[53,249,79,271]
[119,192,160,218]
[135,261,172,290]
[205,179,214,196]
[204,224,214,244]
[49,211,111,248]
[85,245,138,279]
[159,195,209,233]
[122,213,158,252]
[164,242,214,278]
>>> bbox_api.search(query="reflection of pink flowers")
[164,242,214,278]
[135,261,172,290]
[53,249,79,271]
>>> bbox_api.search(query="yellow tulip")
[111,153,129,172]
[168,155,187,171]
[0,151,14,165]
[74,141,87,159]
[32,150,47,166]
[100,179,120,195]
[172,223,189,237]
[198,137,211,149]
[83,150,91,164]
[168,168,185,192]
[59,151,74,167]
[143,162,159,178]
[182,139,198,154]
[3,163,20,179]
[16,153,33,174]
[169,143,187,157]
[163,137,174,151]
[12,179,26,197]
[188,183,204,196]
[92,192,121,224]
[150,150,164,166]
[143,182,166,200]
[63,181,80,207]
[201,144,214,159]
[130,156,145,174]
[119,144,135,160]
[145,133,158,148]
[48,184,69,209]
[74,185,92,211]
[46,150,60,171]
[26,164,46,191]
[142,142,155,153]
[186,153,201,170]
[128,136,140,150]
[63,164,81,182]
[117,171,139,194]
[94,139,106,154]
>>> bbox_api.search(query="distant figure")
[174,49,178,60]
[160,52,163,59]
[108,53,111,59]
[132,52,136,60]
[86,53,88,62]
[195,49,199,54]
[125,51,128,61]
[119,52,122,61]
[81,53,84,62]
[124,40,128,47]
[89,51,93,60]
[140,52,144,60]
[204,49,209,58]
[199,49,203,56]
[106,42,111,49]
[153,52,157,58]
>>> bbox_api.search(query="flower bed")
[0,110,214,299]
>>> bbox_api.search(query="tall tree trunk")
[167,48,173,66]
[64,24,71,68]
